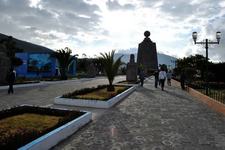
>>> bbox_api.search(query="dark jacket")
[7,71,16,84]
[139,71,145,80]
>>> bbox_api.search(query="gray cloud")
[205,14,225,62]
[141,0,225,61]
[159,1,195,19]
[0,0,225,61]
[106,0,135,11]
[0,0,102,45]
[40,0,100,16]
[142,0,223,20]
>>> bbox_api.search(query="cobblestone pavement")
[53,77,225,150]
[1,76,225,149]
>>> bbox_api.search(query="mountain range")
[115,48,177,68]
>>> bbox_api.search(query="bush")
[62,85,108,98]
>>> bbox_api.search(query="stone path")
[53,78,225,150]
[1,76,225,149]
[0,76,124,110]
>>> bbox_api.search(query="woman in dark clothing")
[139,70,145,86]
[180,71,186,90]
[7,68,16,94]
[154,70,159,88]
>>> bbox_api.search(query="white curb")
[54,85,137,108]
[18,111,92,150]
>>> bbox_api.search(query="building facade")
[0,33,76,81]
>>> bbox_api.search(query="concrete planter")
[115,83,141,87]
[18,110,92,150]
[54,85,137,108]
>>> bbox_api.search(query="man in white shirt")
[159,68,167,91]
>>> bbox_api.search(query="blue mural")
[16,52,76,78]
[28,54,51,72]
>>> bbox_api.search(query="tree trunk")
[60,68,67,80]
[107,81,115,91]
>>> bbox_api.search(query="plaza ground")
[0,76,225,149]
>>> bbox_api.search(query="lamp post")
[192,31,221,95]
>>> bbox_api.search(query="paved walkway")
[1,76,225,149]
[0,76,124,109]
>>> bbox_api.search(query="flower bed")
[55,85,136,108]
[0,105,91,150]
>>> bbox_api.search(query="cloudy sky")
[0,0,225,62]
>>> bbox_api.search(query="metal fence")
[188,82,225,104]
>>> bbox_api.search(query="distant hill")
[0,33,54,53]
[115,48,177,68]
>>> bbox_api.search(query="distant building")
[0,33,76,81]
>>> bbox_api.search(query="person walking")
[7,68,16,94]
[139,69,145,86]
[159,67,167,91]
[154,70,159,88]
[166,70,172,86]
[180,71,186,90]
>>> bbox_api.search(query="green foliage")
[208,62,225,83]
[174,54,225,83]
[183,67,197,83]
[99,50,123,91]
[175,54,206,80]
[62,85,107,98]
[54,47,75,80]
[12,57,23,67]
[76,58,103,76]
[0,36,23,69]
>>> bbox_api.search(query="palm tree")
[54,47,75,80]
[99,50,123,91]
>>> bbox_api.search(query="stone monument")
[126,54,138,82]
[137,31,158,75]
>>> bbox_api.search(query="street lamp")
[192,31,221,95]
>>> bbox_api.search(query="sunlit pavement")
[53,77,225,150]
[0,76,124,109]
[1,76,225,149]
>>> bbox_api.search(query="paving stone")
[1,76,225,149]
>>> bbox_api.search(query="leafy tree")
[12,57,23,67]
[99,50,123,91]
[54,47,75,80]
[175,54,206,79]
[174,54,225,83]
[208,62,225,83]
[0,36,23,69]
